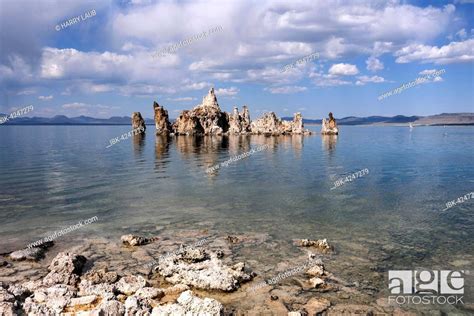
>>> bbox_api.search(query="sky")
[0,0,473,120]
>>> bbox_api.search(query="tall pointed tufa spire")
[197,87,220,110]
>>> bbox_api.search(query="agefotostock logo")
[388,270,465,305]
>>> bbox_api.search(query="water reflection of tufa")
[322,134,338,154]
[155,135,171,171]
[132,133,146,156]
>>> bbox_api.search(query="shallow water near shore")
[1,125,473,313]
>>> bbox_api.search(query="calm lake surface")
[0,125,473,311]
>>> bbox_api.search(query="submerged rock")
[9,241,54,261]
[9,248,44,261]
[131,112,146,132]
[297,239,333,253]
[120,234,157,246]
[151,290,223,315]
[154,247,253,291]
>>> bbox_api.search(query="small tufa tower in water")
[321,112,338,135]
[131,112,146,132]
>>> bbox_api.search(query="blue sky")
[0,0,473,120]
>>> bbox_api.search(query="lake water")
[0,125,473,313]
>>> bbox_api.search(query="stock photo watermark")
[25,215,99,253]
[153,25,223,58]
[281,52,319,73]
[331,168,369,190]
[0,105,34,124]
[378,69,445,101]
[206,144,270,173]
[442,192,473,211]
[388,270,465,305]
[55,9,96,31]
[249,258,322,292]
[106,126,145,148]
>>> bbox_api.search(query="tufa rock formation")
[172,88,229,135]
[321,112,338,135]
[131,112,146,131]
[229,106,251,134]
[251,111,309,135]
[153,102,172,135]
[149,87,312,136]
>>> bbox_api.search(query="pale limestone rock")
[155,248,253,291]
[78,279,116,297]
[172,110,203,135]
[306,263,325,277]
[229,106,252,134]
[0,287,14,302]
[164,87,311,136]
[0,302,15,316]
[241,106,251,132]
[97,299,125,316]
[83,268,118,284]
[151,290,223,316]
[131,112,146,131]
[309,277,325,288]
[9,247,44,261]
[43,252,87,286]
[229,107,243,134]
[121,234,155,246]
[69,295,97,307]
[173,88,229,135]
[135,287,164,300]
[250,112,311,135]
[25,284,76,315]
[162,284,189,296]
[116,275,147,295]
[251,112,281,135]
[303,297,331,315]
[292,112,304,134]
[297,238,333,253]
[153,102,172,135]
[321,112,339,135]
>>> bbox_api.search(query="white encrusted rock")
[151,290,223,316]
[135,287,164,299]
[155,248,253,291]
[43,252,87,286]
[116,275,147,295]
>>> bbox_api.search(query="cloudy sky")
[0,0,473,119]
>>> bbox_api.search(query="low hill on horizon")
[1,113,473,126]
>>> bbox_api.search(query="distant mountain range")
[284,113,474,126]
[0,115,155,125]
[1,113,473,126]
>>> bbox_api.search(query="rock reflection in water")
[155,135,171,171]
[132,133,146,157]
[322,135,338,155]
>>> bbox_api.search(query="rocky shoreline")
[144,88,313,137]
[0,231,421,315]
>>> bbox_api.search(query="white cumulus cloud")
[328,63,359,76]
